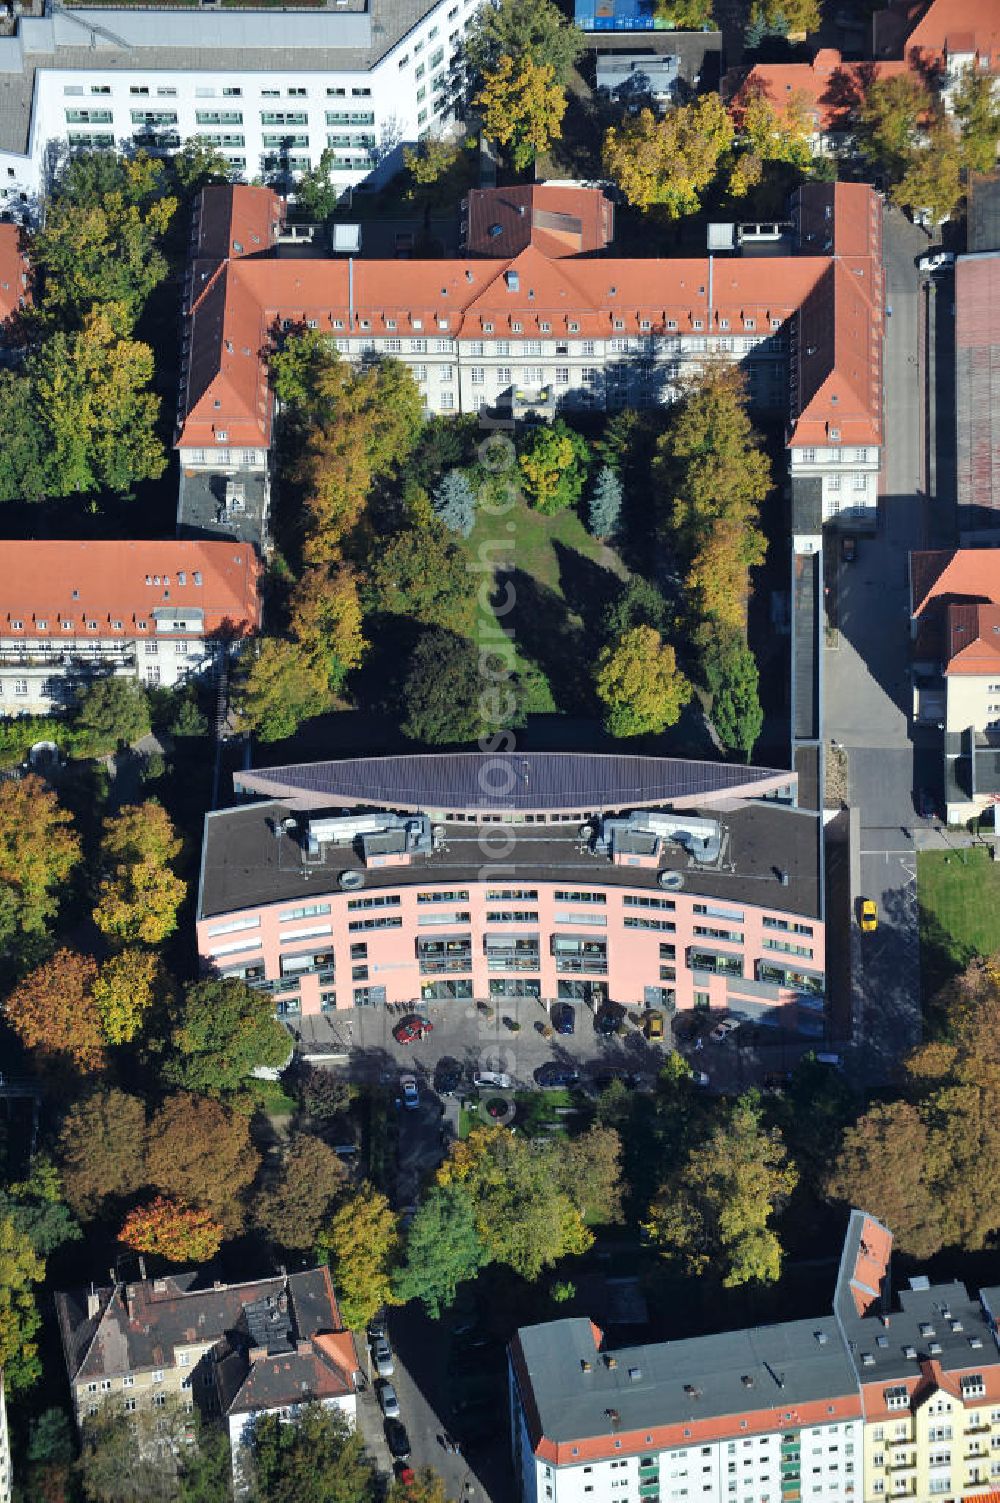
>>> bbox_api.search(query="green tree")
[392,1184,485,1317]
[603,97,734,217]
[404,134,462,191]
[146,1093,260,1233]
[292,563,368,695]
[160,977,290,1097]
[728,89,813,197]
[73,676,150,754]
[368,520,476,636]
[57,1088,148,1221]
[0,774,81,947]
[655,0,713,23]
[400,629,483,745]
[0,1212,45,1393]
[857,73,932,181]
[605,575,673,640]
[254,1133,346,1251]
[747,0,820,37]
[557,1125,624,1225]
[93,856,186,947]
[294,147,341,221]
[234,636,332,742]
[646,1093,797,1288]
[0,371,48,502]
[292,1061,355,1122]
[518,420,590,514]
[595,625,693,738]
[317,1182,401,1330]
[892,118,964,226]
[588,465,623,539]
[474,54,567,171]
[76,1402,191,1503]
[52,148,169,212]
[0,1156,81,1260]
[437,1126,592,1280]
[178,1425,235,1503]
[953,64,1000,174]
[245,1403,375,1503]
[172,138,232,195]
[704,628,764,760]
[825,1099,941,1258]
[33,188,176,330]
[432,469,477,537]
[92,949,172,1046]
[464,0,584,88]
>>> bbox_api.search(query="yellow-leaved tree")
[316,1183,401,1330]
[594,625,693,738]
[603,96,734,217]
[474,54,567,171]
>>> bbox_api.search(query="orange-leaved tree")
[119,1196,224,1262]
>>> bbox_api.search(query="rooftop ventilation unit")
[659,869,685,890]
[861,1353,875,1367]
[903,1346,917,1360]
[338,869,364,891]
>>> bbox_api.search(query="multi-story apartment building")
[724,51,911,159]
[0,0,473,207]
[909,548,1000,820]
[873,0,1000,106]
[0,539,261,713]
[510,1209,1000,1503]
[195,750,827,1031]
[176,179,883,538]
[56,1266,357,1469]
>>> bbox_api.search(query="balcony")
[511,386,556,419]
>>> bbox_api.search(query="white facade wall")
[0,0,474,204]
[0,1371,10,1503]
[945,673,1000,736]
[789,443,880,525]
[523,1421,863,1503]
[0,629,213,712]
[229,1393,356,1490]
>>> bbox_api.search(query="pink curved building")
[195,753,826,1033]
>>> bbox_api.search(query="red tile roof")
[911,548,1000,619]
[726,51,910,135]
[874,0,1000,71]
[0,539,261,638]
[462,185,614,259]
[177,182,882,456]
[956,253,1000,522]
[0,222,28,325]
[944,602,1000,673]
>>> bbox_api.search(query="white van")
[473,1070,513,1089]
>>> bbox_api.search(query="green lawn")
[461,492,625,713]
[918,846,1000,1003]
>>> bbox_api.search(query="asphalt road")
[823,205,937,1073]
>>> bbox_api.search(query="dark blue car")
[552,1003,576,1035]
[534,1061,579,1089]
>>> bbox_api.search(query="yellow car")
[860,898,878,933]
[643,1010,665,1041]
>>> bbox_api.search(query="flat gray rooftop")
[514,1314,858,1443]
[197,797,822,920]
[177,467,269,549]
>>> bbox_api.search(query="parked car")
[552,1003,576,1035]
[473,1069,513,1089]
[709,1018,740,1043]
[860,897,878,933]
[918,250,955,273]
[378,1382,401,1419]
[393,1015,433,1045]
[368,1312,387,1342]
[917,787,937,820]
[434,1056,463,1096]
[399,1073,420,1111]
[643,1009,665,1041]
[385,1419,411,1460]
[594,1006,622,1036]
[371,1335,395,1378]
[534,1061,579,1089]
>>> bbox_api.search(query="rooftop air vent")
[338,869,365,891]
[929,1342,942,1355]
[581,1360,592,1373]
[815,1332,828,1345]
[684,1385,702,1399]
[606,1356,618,1369]
[904,1346,917,1360]
[861,1353,875,1367]
[489,224,503,237]
[741,1374,754,1387]
[970,1337,984,1349]
[919,1323,935,1338]
[659,869,685,891]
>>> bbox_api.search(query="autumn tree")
[72,677,150,755]
[146,1093,260,1233]
[392,1184,485,1317]
[316,1183,401,1329]
[857,73,931,181]
[603,97,734,217]
[464,0,583,89]
[646,1093,797,1288]
[475,54,567,170]
[254,1134,346,1251]
[595,626,692,738]
[234,637,332,742]
[244,1403,375,1503]
[655,0,712,24]
[93,798,186,948]
[159,976,290,1097]
[654,366,770,631]
[0,775,80,955]
[746,0,820,38]
[387,1470,449,1503]
[953,64,1000,174]
[92,949,172,1045]
[119,1196,224,1263]
[171,137,232,195]
[404,134,462,190]
[556,1125,624,1225]
[518,420,590,514]
[33,182,176,330]
[728,89,813,197]
[292,564,368,694]
[0,1213,44,1392]
[57,1088,148,1221]
[892,118,964,226]
[368,520,476,637]
[437,1126,592,1280]
[76,1401,194,1503]
[825,1099,941,1257]
[5,950,104,1073]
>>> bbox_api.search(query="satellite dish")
[658,869,685,891]
[338,869,365,890]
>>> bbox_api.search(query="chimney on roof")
[249,1346,267,1363]
[138,1256,147,1282]
[297,1339,311,1356]
[87,1285,101,1321]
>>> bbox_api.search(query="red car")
[393,1015,434,1045]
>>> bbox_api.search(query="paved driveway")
[823,205,930,1071]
